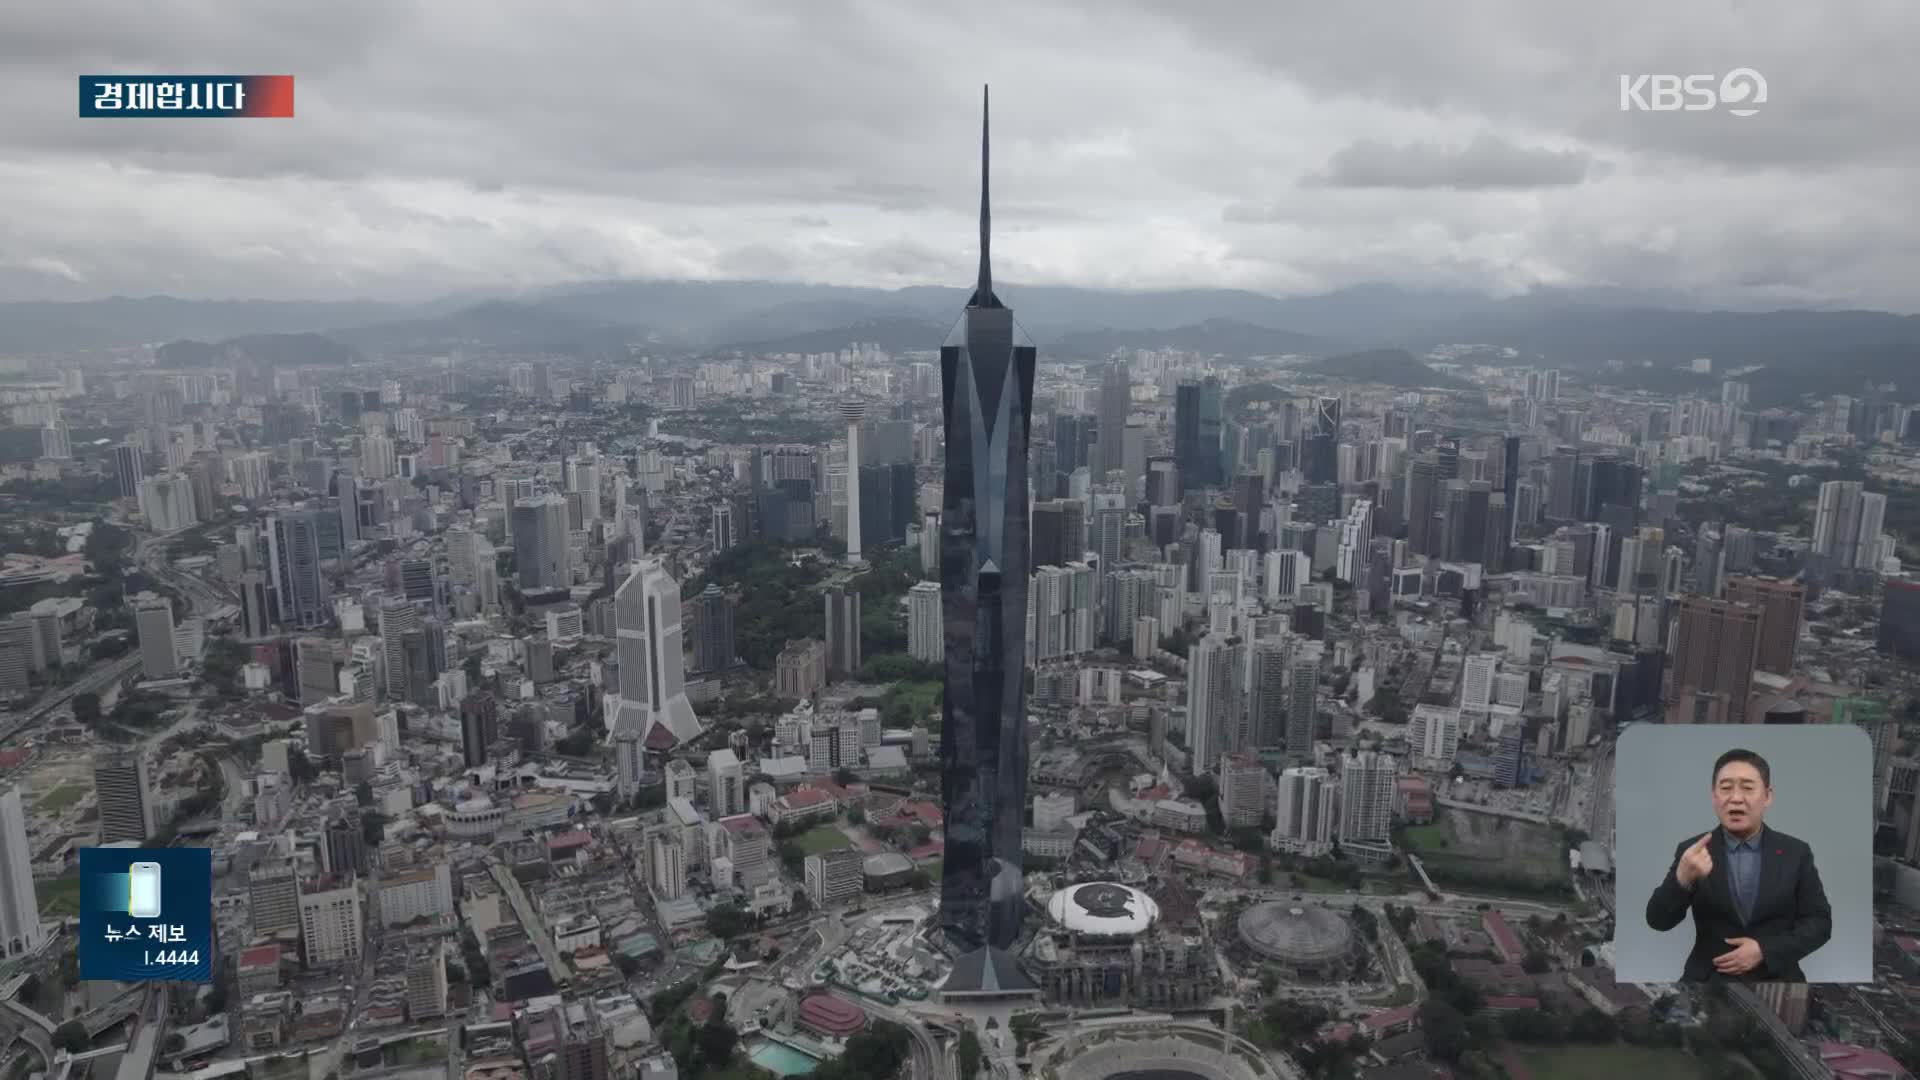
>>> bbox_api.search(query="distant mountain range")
[6,281,1920,398]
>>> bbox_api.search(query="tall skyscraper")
[93,748,156,844]
[1272,766,1336,856]
[940,88,1038,984]
[113,442,144,498]
[823,586,862,677]
[0,786,46,956]
[267,509,328,630]
[690,584,734,674]
[1094,359,1130,480]
[840,401,868,566]
[605,559,701,747]
[511,492,573,591]
[1186,633,1246,772]
[908,580,943,664]
[1723,576,1805,678]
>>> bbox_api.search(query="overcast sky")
[3,0,1918,309]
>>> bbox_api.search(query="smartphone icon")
[128,862,162,919]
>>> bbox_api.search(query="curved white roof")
[1045,882,1159,936]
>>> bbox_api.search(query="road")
[0,527,227,749]
[863,998,946,1080]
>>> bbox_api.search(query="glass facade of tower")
[939,302,1036,955]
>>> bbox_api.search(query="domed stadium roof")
[1236,902,1353,965]
[1045,881,1159,936]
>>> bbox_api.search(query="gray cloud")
[1308,134,1594,190]
[0,0,1915,309]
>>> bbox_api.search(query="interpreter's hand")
[1714,937,1763,976]
[1676,832,1714,890]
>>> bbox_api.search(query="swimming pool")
[747,1038,824,1076]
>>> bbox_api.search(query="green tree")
[72,692,101,726]
[53,1020,90,1053]
[957,1029,982,1080]
[705,904,752,941]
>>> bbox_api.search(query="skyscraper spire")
[972,84,1000,308]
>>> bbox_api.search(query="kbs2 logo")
[1619,69,1767,117]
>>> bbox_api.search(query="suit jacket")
[1644,825,1832,983]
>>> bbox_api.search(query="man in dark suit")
[1645,747,1832,982]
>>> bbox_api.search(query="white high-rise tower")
[607,559,701,747]
[0,786,46,957]
[839,400,868,566]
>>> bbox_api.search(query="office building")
[511,492,573,590]
[0,787,46,956]
[823,585,862,678]
[908,580,943,664]
[839,400,870,565]
[299,876,364,965]
[606,559,701,747]
[690,584,735,674]
[93,748,155,844]
[708,747,745,819]
[248,862,303,938]
[776,638,827,701]
[1723,576,1805,677]
[267,509,329,630]
[805,847,866,908]
[134,595,178,679]
[940,89,1039,980]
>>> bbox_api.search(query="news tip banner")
[79,75,294,118]
[78,847,214,983]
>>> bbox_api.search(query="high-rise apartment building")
[1218,753,1267,828]
[1810,480,1886,573]
[1723,576,1806,677]
[1186,633,1246,772]
[1287,642,1324,762]
[940,89,1038,982]
[1272,766,1336,856]
[1665,593,1764,724]
[1339,750,1395,845]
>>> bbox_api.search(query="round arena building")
[1045,882,1160,937]
[1235,902,1354,979]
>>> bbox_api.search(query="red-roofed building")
[908,841,944,861]
[0,749,30,771]
[643,724,679,751]
[1893,935,1920,979]
[1360,1005,1419,1037]
[1483,910,1523,963]
[1483,996,1540,1014]
[1395,776,1434,824]
[722,814,766,835]
[771,785,838,826]
[1138,784,1170,802]
[547,829,592,853]
[796,993,867,1038]
[237,944,285,997]
[1134,832,1168,864]
[1816,1042,1913,1080]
